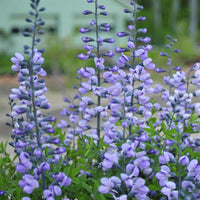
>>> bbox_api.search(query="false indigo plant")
[2,0,200,199]
[6,0,71,199]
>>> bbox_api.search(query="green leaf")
[161,122,167,133]
[72,177,80,184]
[81,182,92,193]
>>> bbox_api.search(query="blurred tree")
[171,0,181,33]
[189,0,198,44]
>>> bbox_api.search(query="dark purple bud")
[38,29,45,34]
[38,48,45,53]
[79,27,90,34]
[82,10,93,15]
[34,149,42,158]
[117,32,130,37]
[155,68,168,73]
[25,18,32,22]
[130,1,135,5]
[39,7,45,12]
[115,47,130,53]
[173,66,182,71]
[82,37,94,43]
[167,35,172,40]
[137,28,147,34]
[78,54,89,60]
[165,139,176,145]
[137,5,144,10]
[16,140,28,148]
[147,149,158,154]
[87,0,94,2]
[40,103,50,109]
[90,19,96,26]
[165,44,171,48]
[50,138,61,144]
[40,162,50,172]
[124,9,132,13]
[84,44,94,51]
[23,32,31,37]
[102,50,115,57]
[13,128,25,136]
[97,37,103,44]
[56,147,66,154]
[99,12,108,16]
[100,23,110,28]
[99,5,105,9]
[30,3,35,9]
[150,191,156,197]
[174,49,181,53]
[29,11,34,15]
[128,25,135,31]
[137,16,146,21]
[160,52,168,56]
[103,38,115,43]
[140,37,151,43]
[99,27,110,32]
[0,190,5,196]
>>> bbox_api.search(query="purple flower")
[140,37,151,43]
[187,159,200,177]
[102,152,119,170]
[77,53,89,60]
[161,181,178,200]
[98,176,121,194]
[22,197,31,200]
[179,156,189,166]
[131,178,149,199]
[78,67,95,78]
[113,195,127,200]
[19,175,39,194]
[0,190,5,196]
[79,27,90,34]
[94,57,104,70]
[39,162,50,172]
[98,177,114,194]
[19,152,32,170]
[159,151,175,164]
[137,16,146,21]
[57,120,68,129]
[82,10,93,15]
[11,52,24,71]
[156,165,171,186]
[103,38,115,43]
[117,32,130,37]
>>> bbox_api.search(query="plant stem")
[129,0,137,137]
[28,2,46,190]
[95,0,101,147]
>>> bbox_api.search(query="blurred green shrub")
[0,53,14,75]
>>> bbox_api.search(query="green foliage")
[0,53,14,75]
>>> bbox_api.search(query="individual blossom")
[102,151,119,171]
[161,181,178,200]
[19,175,39,194]
[130,178,149,200]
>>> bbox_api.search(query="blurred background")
[0,0,200,140]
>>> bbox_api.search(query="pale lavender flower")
[161,181,178,200]
[102,151,119,170]
[19,175,39,194]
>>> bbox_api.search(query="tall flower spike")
[8,0,71,198]
[73,0,115,146]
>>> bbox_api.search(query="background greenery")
[1,0,200,86]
